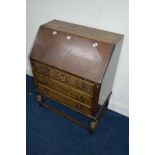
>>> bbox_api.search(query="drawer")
[37,74,92,106]
[34,61,94,95]
[37,83,91,115]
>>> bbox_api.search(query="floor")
[26,75,129,155]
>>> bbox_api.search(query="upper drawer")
[33,61,94,95]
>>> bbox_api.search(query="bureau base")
[36,92,112,134]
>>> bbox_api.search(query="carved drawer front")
[37,83,91,115]
[37,74,92,106]
[34,61,94,95]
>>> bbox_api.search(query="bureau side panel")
[98,39,123,105]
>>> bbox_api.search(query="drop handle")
[61,76,66,82]
[78,84,84,89]
[76,96,84,102]
[58,73,66,82]
[39,66,48,74]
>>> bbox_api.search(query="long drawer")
[37,74,92,106]
[33,61,94,95]
[37,83,91,115]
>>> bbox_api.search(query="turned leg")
[36,94,44,102]
[36,94,46,108]
[89,119,98,134]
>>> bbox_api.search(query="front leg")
[36,93,46,108]
[89,119,98,134]
[36,93,44,102]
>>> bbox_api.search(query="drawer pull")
[58,73,66,82]
[76,95,84,102]
[78,83,84,89]
[39,66,48,74]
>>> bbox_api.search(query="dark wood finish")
[37,92,111,134]
[43,20,123,44]
[29,20,124,133]
[37,83,91,115]
[38,101,91,131]
[33,61,94,95]
[30,26,115,83]
[37,74,93,106]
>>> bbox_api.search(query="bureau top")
[30,20,123,83]
[42,20,123,44]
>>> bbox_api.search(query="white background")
[26,0,129,116]
[0,0,155,155]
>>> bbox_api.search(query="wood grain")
[38,73,93,106]
[37,83,91,115]
[30,27,115,83]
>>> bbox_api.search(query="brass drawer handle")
[78,83,84,89]
[78,83,91,93]
[57,73,66,82]
[39,66,48,74]
[76,95,84,102]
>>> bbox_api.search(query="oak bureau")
[29,20,124,134]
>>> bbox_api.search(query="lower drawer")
[37,83,92,116]
[37,74,92,106]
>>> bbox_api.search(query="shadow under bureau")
[29,20,124,134]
